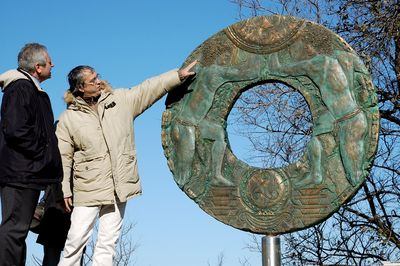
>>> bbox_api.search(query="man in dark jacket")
[0,43,62,266]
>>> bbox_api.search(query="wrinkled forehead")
[43,52,52,63]
[82,69,96,78]
[44,52,51,60]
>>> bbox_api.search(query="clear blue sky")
[0,1,262,265]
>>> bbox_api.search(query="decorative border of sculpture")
[162,15,380,234]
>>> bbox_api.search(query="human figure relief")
[269,42,368,187]
[171,52,264,187]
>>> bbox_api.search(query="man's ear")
[34,63,42,74]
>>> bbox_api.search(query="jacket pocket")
[121,150,138,183]
[73,153,108,192]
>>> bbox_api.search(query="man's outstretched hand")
[178,60,198,81]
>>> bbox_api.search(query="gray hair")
[17,43,48,73]
[67,65,95,95]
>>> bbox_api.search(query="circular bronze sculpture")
[162,15,379,234]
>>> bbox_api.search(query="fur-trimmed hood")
[63,80,113,105]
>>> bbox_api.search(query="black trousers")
[0,185,40,266]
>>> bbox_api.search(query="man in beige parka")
[57,61,196,266]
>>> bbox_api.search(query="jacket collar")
[0,69,44,92]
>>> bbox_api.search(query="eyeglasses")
[85,74,101,86]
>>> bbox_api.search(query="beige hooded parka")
[56,69,181,206]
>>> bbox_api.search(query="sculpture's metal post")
[262,235,281,266]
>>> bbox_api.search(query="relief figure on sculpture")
[170,50,265,188]
[269,40,369,187]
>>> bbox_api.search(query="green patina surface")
[161,15,380,234]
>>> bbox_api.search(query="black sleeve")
[1,80,45,158]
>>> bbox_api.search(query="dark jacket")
[0,69,62,184]
[36,182,71,248]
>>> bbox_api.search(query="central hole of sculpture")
[227,82,312,169]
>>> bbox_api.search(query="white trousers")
[58,202,126,266]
